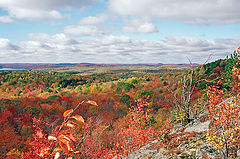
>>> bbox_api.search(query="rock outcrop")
[124,119,222,159]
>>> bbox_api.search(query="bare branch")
[167,86,181,110]
[186,56,192,65]
[168,54,212,124]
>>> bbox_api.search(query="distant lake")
[0,68,25,71]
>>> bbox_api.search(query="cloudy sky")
[0,0,240,64]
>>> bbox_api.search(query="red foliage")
[22,118,50,159]
[207,55,240,158]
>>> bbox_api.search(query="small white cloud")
[0,38,18,50]
[64,25,104,36]
[164,37,213,47]
[97,35,131,44]
[0,38,11,49]
[27,33,78,45]
[122,19,158,33]
[0,16,14,23]
[79,14,107,25]
[8,7,62,20]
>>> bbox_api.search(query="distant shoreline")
[0,68,25,71]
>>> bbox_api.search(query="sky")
[0,0,240,64]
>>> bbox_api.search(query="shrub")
[119,94,131,105]
[23,107,41,116]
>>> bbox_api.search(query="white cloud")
[164,36,213,47]
[122,19,158,33]
[0,0,97,10]
[0,0,98,20]
[0,38,19,60]
[94,35,131,45]
[64,25,104,36]
[64,14,108,37]
[0,38,18,50]
[108,0,240,25]
[79,14,107,25]
[0,38,12,49]
[0,16,14,23]
[0,34,239,63]
[7,7,63,20]
[27,33,78,45]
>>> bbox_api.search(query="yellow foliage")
[174,87,182,96]
[153,108,170,129]
[90,84,100,94]
[207,98,240,152]
[6,148,21,157]
[82,87,90,94]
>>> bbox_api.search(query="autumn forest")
[0,47,240,158]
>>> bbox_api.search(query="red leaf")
[48,134,57,141]
[59,139,70,154]
[63,109,73,118]
[87,100,98,106]
[71,115,84,123]
[65,121,76,128]
[66,133,76,142]
[58,134,71,141]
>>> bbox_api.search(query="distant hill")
[0,63,199,70]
